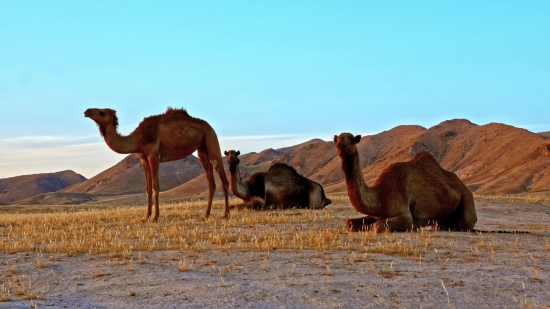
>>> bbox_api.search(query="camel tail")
[471,229,530,234]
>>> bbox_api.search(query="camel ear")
[354,135,361,144]
[224,151,228,156]
[333,135,338,143]
[236,151,240,156]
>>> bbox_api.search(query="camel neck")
[341,152,379,215]
[101,123,139,154]
[228,162,249,200]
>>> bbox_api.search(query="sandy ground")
[1,198,550,309]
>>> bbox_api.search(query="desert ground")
[0,196,549,309]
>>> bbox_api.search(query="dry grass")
[474,194,550,203]
[0,197,444,259]
[0,194,548,306]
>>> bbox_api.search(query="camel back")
[267,162,326,199]
[133,107,206,145]
[372,151,459,191]
[267,163,301,175]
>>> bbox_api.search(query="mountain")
[0,171,86,203]
[539,131,550,139]
[61,154,204,195]
[7,119,550,205]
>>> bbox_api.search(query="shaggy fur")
[133,107,203,145]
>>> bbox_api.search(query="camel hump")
[135,107,207,145]
[268,163,300,175]
[162,107,193,122]
[410,151,439,164]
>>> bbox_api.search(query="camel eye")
[100,111,105,116]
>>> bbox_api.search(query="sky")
[0,1,549,179]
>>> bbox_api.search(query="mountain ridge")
[5,119,550,205]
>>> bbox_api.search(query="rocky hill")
[61,154,204,195]
[0,171,86,203]
[7,119,550,205]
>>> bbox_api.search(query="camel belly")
[264,181,308,208]
[158,145,198,162]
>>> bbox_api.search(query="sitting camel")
[84,107,230,221]
[224,150,332,210]
[334,133,477,232]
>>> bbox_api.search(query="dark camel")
[85,107,230,221]
[224,150,332,210]
[334,133,477,232]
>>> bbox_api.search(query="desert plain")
[0,195,549,309]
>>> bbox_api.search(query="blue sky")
[1,1,549,179]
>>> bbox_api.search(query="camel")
[84,107,230,221]
[224,150,332,210]
[334,133,477,232]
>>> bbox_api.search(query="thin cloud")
[218,134,326,154]
[0,142,125,179]
[0,133,344,179]
[1,134,98,144]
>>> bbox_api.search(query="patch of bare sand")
[1,198,549,308]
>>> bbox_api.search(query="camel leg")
[373,214,414,233]
[231,198,265,210]
[148,156,160,222]
[139,155,153,222]
[211,159,230,218]
[346,216,377,232]
[198,150,216,219]
[203,135,230,218]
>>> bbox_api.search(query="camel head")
[334,133,361,157]
[84,108,119,136]
[224,150,241,165]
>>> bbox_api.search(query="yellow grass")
[0,196,442,260]
[474,194,550,203]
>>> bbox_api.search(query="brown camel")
[84,107,230,221]
[224,150,332,210]
[334,133,477,232]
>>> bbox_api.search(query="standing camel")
[84,107,230,221]
[334,133,476,232]
[224,150,332,210]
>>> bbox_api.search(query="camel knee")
[346,216,377,232]
[208,182,216,192]
[376,215,413,232]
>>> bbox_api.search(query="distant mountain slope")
[150,119,550,201]
[61,154,204,195]
[539,131,550,139]
[0,171,86,203]
[10,119,550,205]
